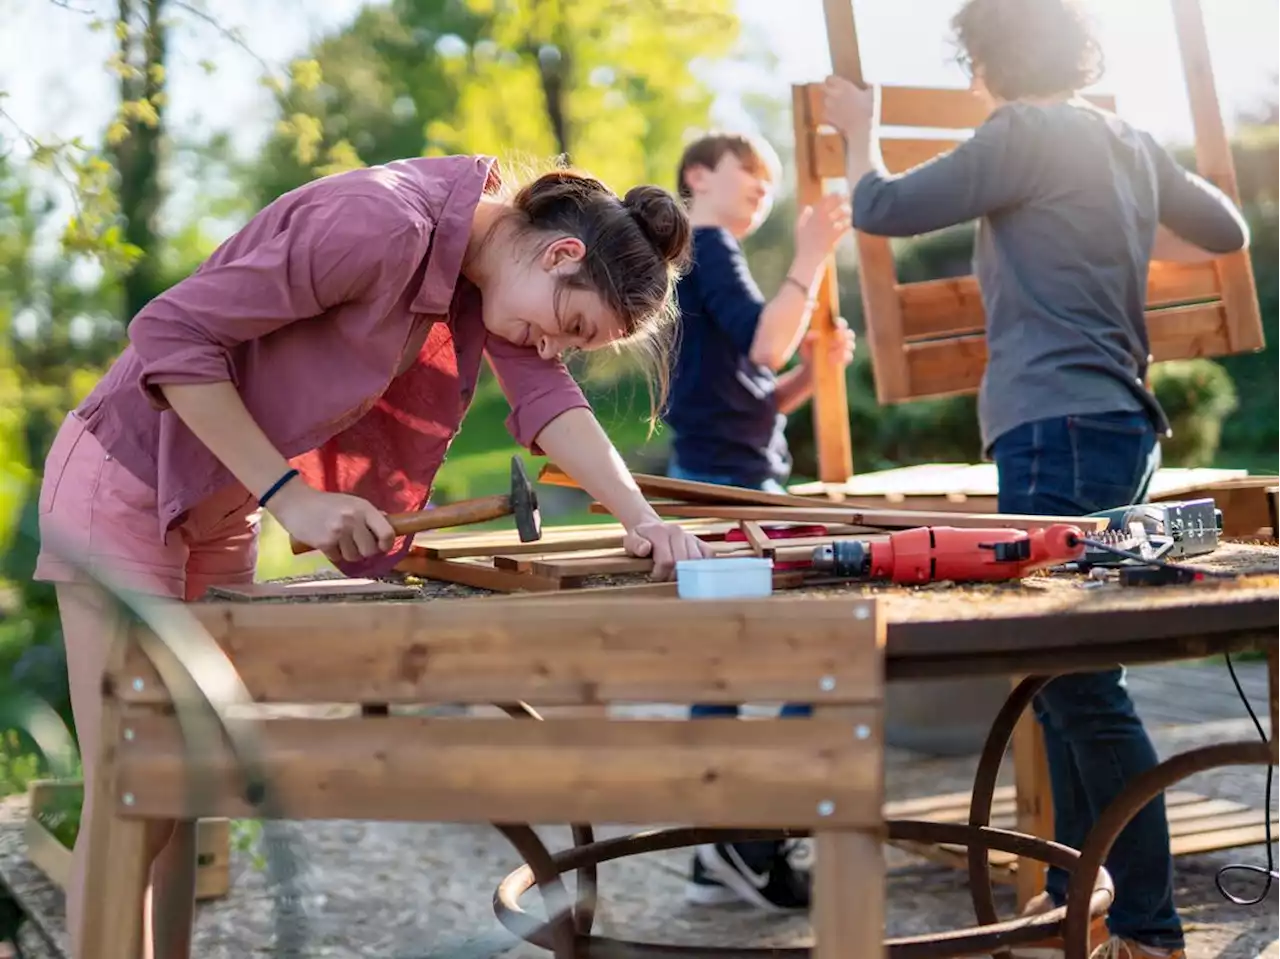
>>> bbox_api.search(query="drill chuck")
[811,540,871,578]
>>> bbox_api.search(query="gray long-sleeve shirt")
[852,99,1249,454]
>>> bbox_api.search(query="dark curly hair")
[951,0,1105,101]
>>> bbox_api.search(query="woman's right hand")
[268,481,398,562]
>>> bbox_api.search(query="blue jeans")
[993,411,1183,950]
[667,456,811,720]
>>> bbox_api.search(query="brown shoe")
[1009,891,1110,958]
[1089,939,1186,959]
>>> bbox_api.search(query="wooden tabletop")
[211,542,1277,681]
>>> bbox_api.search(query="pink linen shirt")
[73,154,590,572]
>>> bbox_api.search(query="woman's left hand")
[624,521,715,581]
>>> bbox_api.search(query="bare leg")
[58,583,190,959]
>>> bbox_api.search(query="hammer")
[289,456,541,555]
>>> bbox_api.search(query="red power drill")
[810,524,1087,584]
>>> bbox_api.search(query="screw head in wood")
[817,800,835,817]
[123,728,135,741]
[122,793,135,806]
[854,606,870,620]
[819,675,836,692]
[855,724,870,740]
[131,677,144,692]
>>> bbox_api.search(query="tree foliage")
[252,0,741,205]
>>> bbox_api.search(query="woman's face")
[481,237,627,362]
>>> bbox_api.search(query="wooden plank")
[792,83,854,484]
[803,83,1114,133]
[203,578,418,602]
[901,303,1232,400]
[117,597,883,706]
[1171,0,1264,353]
[642,502,1107,532]
[539,463,824,509]
[116,713,883,828]
[811,133,968,177]
[429,533,632,561]
[412,520,734,557]
[1169,822,1280,857]
[896,262,1222,341]
[1011,687,1053,909]
[396,555,568,592]
[741,521,773,558]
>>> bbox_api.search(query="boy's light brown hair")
[675,132,781,204]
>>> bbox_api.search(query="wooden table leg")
[815,830,884,959]
[1011,675,1054,909]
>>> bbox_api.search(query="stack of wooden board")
[392,466,1109,594]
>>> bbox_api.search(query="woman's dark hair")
[951,0,1104,101]
[507,167,692,431]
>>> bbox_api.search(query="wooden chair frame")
[83,596,886,959]
[801,0,1265,483]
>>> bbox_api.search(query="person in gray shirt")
[822,1,1249,957]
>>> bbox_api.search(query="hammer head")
[510,456,542,542]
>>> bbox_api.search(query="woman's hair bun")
[623,185,692,267]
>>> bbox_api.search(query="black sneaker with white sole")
[687,840,810,912]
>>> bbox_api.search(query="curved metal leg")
[1062,740,1273,958]
[966,674,1054,955]
[494,824,579,959]
[494,822,1112,958]
[494,703,598,936]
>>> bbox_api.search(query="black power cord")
[1213,652,1277,906]
[1075,535,1275,906]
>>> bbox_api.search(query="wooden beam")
[117,597,883,707]
[640,503,1107,532]
[115,713,884,828]
[1170,0,1264,353]
[899,303,1233,401]
[895,261,1223,341]
[396,555,568,592]
[803,83,1115,134]
[793,83,855,482]
[538,463,822,508]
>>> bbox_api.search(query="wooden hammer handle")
[289,493,512,555]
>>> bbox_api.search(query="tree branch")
[168,0,274,77]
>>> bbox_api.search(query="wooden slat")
[642,502,1106,531]
[803,83,1115,132]
[396,555,568,592]
[1147,302,1232,360]
[792,84,855,483]
[1171,0,1264,354]
[900,303,1232,400]
[812,131,965,178]
[538,463,822,508]
[897,262,1222,341]
[117,597,883,706]
[114,713,883,828]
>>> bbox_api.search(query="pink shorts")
[35,412,259,601]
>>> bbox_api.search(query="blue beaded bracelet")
[258,468,300,508]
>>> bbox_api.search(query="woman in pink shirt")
[35,154,713,957]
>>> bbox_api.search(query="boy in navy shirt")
[665,133,854,911]
[824,1,1247,955]
[665,134,854,494]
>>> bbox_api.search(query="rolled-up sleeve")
[484,335,592,454]
[130,195,426,409]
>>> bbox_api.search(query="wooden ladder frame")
[799,0,1265,482]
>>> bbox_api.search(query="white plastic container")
[676,557,774,600]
